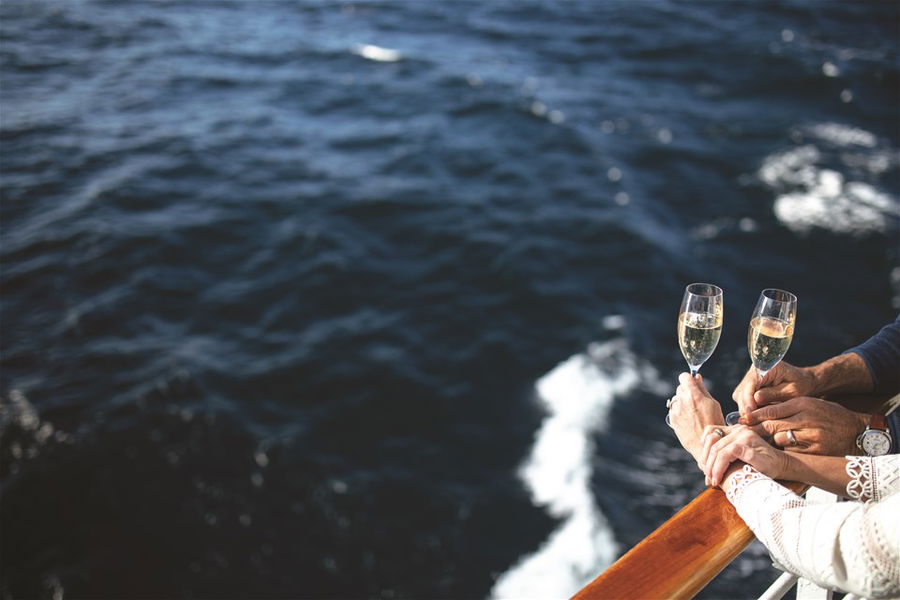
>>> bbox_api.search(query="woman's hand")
[701,425,793,487]
[669,372,725,467]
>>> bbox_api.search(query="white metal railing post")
[758,572,799,600]
[796,578,834,600]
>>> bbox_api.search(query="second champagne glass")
[725,288,798,426]
[668,283,723,427]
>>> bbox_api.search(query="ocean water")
[1,1,898,599]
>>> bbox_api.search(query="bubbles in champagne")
[748,316,794,373]
[677,311,722,369]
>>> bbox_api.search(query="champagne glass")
[668,283,723,427]
[725,288,797,426]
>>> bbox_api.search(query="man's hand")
[742,396,868,456]
[731,361,817,416]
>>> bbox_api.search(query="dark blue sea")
[1,1,898,599]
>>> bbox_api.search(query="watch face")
[861,431,892,456]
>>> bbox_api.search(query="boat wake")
[490,320,665,600]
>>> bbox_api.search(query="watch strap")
[869,413,888,431]
[857,412,893,456]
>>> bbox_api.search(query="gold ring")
[713,428,725,438]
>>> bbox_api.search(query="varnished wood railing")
[572,479,808,600]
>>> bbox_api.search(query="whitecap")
[5,389,40,431]
[0,389,67,469]
[352,44,402,63]
[759,129,899,236]
[759,145,820,188]
[806,123,877,148]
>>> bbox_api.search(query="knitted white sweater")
[726,455,900,600]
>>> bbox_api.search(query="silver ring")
[786,429,798,446]
[713,428,725,438]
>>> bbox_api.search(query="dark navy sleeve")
[888,410,900,455]
[844,315,900,396]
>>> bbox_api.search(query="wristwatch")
[856,413,892,456]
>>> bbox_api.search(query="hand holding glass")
[669,283,723,427]
[725,288,797,426]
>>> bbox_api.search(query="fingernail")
[711,478,717,487]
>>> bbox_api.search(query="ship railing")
[571,477,839,600]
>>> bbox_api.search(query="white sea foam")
[759,145,821,188]
[759,126,899,235]
[490,325,664,600]
[4,389,40,431]
[807,123,877,148]
[1,389,60,465]
[352,44,402,63]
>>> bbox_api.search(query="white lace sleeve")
[726,465,900,599]
[845,454,900,502]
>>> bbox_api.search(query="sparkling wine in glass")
[725,288,797,426]
[668,283,723,427]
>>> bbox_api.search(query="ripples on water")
[1,1,898,598]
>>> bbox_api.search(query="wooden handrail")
[572,480,808,600]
